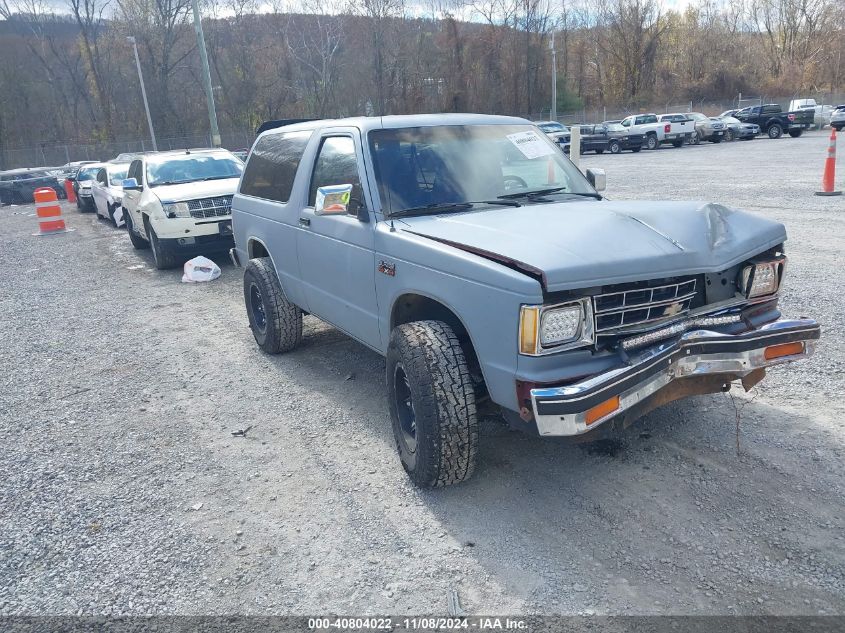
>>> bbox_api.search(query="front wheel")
[646,134,658,150]
[387,321,478,488]
[608,140,621,154]
[124,209,149,250]
[690,131,701,145]
[243,257,302,354]
[146,219,178,270]
[724,129,733,142]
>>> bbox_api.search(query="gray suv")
[230,114,820,487]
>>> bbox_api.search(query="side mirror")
[315,184,353,216]
[122,178,141,191]
[586,168,606,192]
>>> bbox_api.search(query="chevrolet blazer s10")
[229,114,821,488]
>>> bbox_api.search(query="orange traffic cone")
[32,187,73,235]
[815,128,842,196]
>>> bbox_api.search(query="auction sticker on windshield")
[507,130,556,159]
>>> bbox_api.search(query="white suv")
[121,149,244,269]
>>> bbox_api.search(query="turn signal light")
[585,396,620,426]
[764,342,805,360]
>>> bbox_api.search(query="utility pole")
[127,36,157,151]
[549,30,557,121]
[191,0,221,147]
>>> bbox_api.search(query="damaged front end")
[524,317,819,437]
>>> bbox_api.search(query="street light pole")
[127,36,157,151]
[549,30,557,121]
[191,0,221,147]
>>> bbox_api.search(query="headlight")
[519,299,594,355]
[162,202,190,218]
[740,261,783,298]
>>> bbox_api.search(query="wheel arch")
[390,291,485,391]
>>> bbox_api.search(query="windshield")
[146,153,243,186]
[109,166,129,186]
[368,124,596,216]
[606,123,625,132]
[77,167,100,181]
[722,117,741,124]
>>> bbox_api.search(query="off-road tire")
[646,133,658,150]
[124,209,149,250]
[788,128,803,138]
[145,218,178,270]
[243,257,302,354]
[608,140,621,154]
[768,124,783,139]
[387,320,478,488]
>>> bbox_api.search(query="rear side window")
[240,130,312,202]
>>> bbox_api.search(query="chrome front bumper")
[530,318,820,436]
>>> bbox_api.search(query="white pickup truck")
[619,113,692,149]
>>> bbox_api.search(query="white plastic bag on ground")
[181,255,221,283]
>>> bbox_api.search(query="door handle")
[299,217,311,228]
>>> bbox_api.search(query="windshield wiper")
[389,199,521,219]
[150,180,189,187]
[199,175,239,181]
[498,186,569,199]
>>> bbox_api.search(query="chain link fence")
[0,130,255,170]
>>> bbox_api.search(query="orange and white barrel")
[33,187,69,235]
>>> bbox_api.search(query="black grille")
[593,278,697,333]
[187,195,233,219]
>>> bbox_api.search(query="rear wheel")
[387,321,478,488]
[788,128,803,138]
[768,124,783,139]
[608,140,621,154]
[646,134,658,150]
[243,257,302,354]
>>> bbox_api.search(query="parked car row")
[534,103,818,156]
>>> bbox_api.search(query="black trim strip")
[534,323,820,415]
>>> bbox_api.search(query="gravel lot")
[1,131,843,617]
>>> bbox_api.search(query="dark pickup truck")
[734,104,814,139]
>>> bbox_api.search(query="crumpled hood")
[398,200,786,292]
[152,178,239,203]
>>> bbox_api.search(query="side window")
[128,160,142,183]
[96,168,107,184]
[240,130,312,202]
[308,136,361,212]
[621,118,631,127]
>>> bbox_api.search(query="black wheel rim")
[249,283,266,333]
[393,363,417,453]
